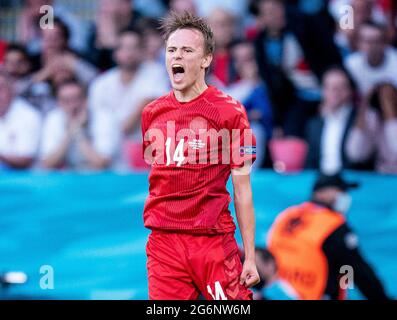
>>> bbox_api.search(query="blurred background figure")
[22,18,98,115]
[305,67,372,174]
[226,39,273,168]
[344,21,397,96]
[39,80,117,171]
[207,7,240,88]
[16,0,89,55]
[346,82,397,174]
[138,17,166,65]
[2,43,33,95]
[252,0,341,138]
[267,172,390,300]
[226,40,262,102]
[86,0,143,70]
[330,0,396,55]
[0,71,41,170]
[88,28,168,171]
[333,0,379,55]
[31,17,97,84]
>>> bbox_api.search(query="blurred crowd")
[0,0,396,173]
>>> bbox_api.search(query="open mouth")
[172,64,185,82]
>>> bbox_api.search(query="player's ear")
[201,54,213,70]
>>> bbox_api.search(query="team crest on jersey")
[240,146,256,155]
[188,139,206,150]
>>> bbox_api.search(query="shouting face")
[165,28,212,95]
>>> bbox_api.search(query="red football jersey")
[141,85,256,234]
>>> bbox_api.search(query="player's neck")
[173,80,208,103]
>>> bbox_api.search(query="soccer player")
[141,12,260,300]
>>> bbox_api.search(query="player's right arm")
[228,99,259,288]
[232,164,260,288]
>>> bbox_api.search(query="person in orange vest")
[267,173,390,300]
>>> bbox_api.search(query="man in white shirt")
[305,68,359,174]
[88,27,169,170]
[344,22,397,95]
[320,103,352,174]
[0,71,41,170]
[40,80,118,171]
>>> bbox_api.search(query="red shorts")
[146,230,253,300]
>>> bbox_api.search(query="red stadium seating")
[269,137,308,173]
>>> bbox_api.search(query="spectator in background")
[329,0,396,55]
[16,0,89,55]
[344,22,397,95]
[88,28,169,170]
[40,80,117,171]
[346,83,397,174]
[207,8,240,87]
[305,67,371,174]
[226,40,273,168]
[24,18,97,115]
[246,0,326,41]
[31,18,97,84]
[226,40,261,102]
[332,0,377,55]
[267,172,390,300]
[253,0,340,137]
[86,0,142,70]
[2,44,33,95]
[0,71,41,170]
[139,18,166,65]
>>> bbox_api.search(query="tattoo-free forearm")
[232,174,256,261]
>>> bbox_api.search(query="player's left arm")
[231,164,260,288]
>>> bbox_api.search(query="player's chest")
[148,106,223,132]
[146,110,230,167]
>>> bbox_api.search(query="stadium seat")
[269,137,308,173]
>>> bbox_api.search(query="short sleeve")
[229,103,257,169]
